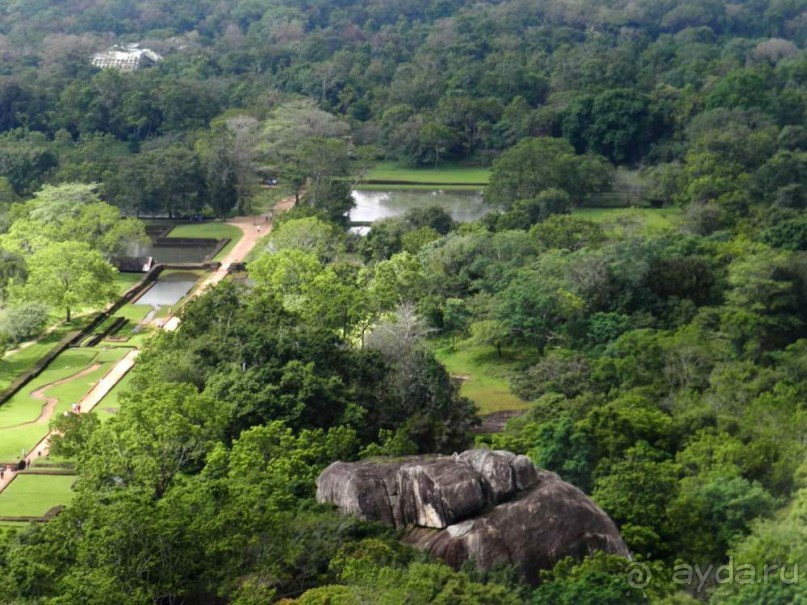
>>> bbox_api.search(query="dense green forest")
[0,0,805,603]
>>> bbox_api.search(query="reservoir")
[135,272,199,307]
[349,189,490,224]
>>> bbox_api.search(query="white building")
[91,44,163,72]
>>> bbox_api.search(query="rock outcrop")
[316,449,629,583]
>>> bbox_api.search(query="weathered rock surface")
[315,460,403,527]
[458,449,516,502]
[397,457,486,528]
[316,449,629,583]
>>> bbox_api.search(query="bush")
[510,351,591,400]
[0,302,50,344]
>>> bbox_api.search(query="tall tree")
[486,137,613,209]
[14,240,117,321]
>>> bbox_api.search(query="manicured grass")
[114,272,144,295]
[0,275,140,388]
[572,207,682,231]
[167,222,243,240]
[0,347,98,424]
[108,304,154,341]
[166,222,243,261]
[362,161,490,186]
[245,237,269,263]
[0,348,127,461]
[113,304,153,323]
[94,371,133,423]
[94,347,132,364]
[114,329,154,349]
[0,521,29,531]
[0,474,75,517]
[433,339,533,415]
[0,317,94,391]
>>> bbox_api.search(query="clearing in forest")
[434,339,533,415]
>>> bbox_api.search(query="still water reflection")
[136,273,199,307]
[349,189,489,224]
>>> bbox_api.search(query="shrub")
[0,301,50,344]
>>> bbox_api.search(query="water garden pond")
[349,190,489,224]
[143,220,219,263]
[148,243,217,264]
[135,273,199,307]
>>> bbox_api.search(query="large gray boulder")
[315,460,402,527]
[316,449,629,584]
[397,457,486,528]
[458,449,516,502]
[405,469,628,581]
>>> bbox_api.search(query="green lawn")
[0,277,141,391]
[0,319,90,391]
[0,474,76,517]
[114,272,144,295]
[572,207,682,231]
[166,222,243,261]
[94,371,134,423]
[94,347,132,364]
[113,304,153,324]
[107,304,154,343]
[433,339,533,415]
[115,329,154,349]
[362,161,490,186]
[0,347,128,462]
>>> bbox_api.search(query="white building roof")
[91,44,163,72]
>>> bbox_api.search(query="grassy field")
[0,274,141,391]
[94,371,133,423]
[0,474,75,517]
[0,347,128,461]
[433,339,533,415]
[166,222,243,261]
[106,303,154,347]
[112,303,152,326]
[0,318,92,391]
[107,328,153,349]
[114,272,144,295]
[572,207,682,231]
[362,161,490,186]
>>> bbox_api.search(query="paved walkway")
[0,349,139,495]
